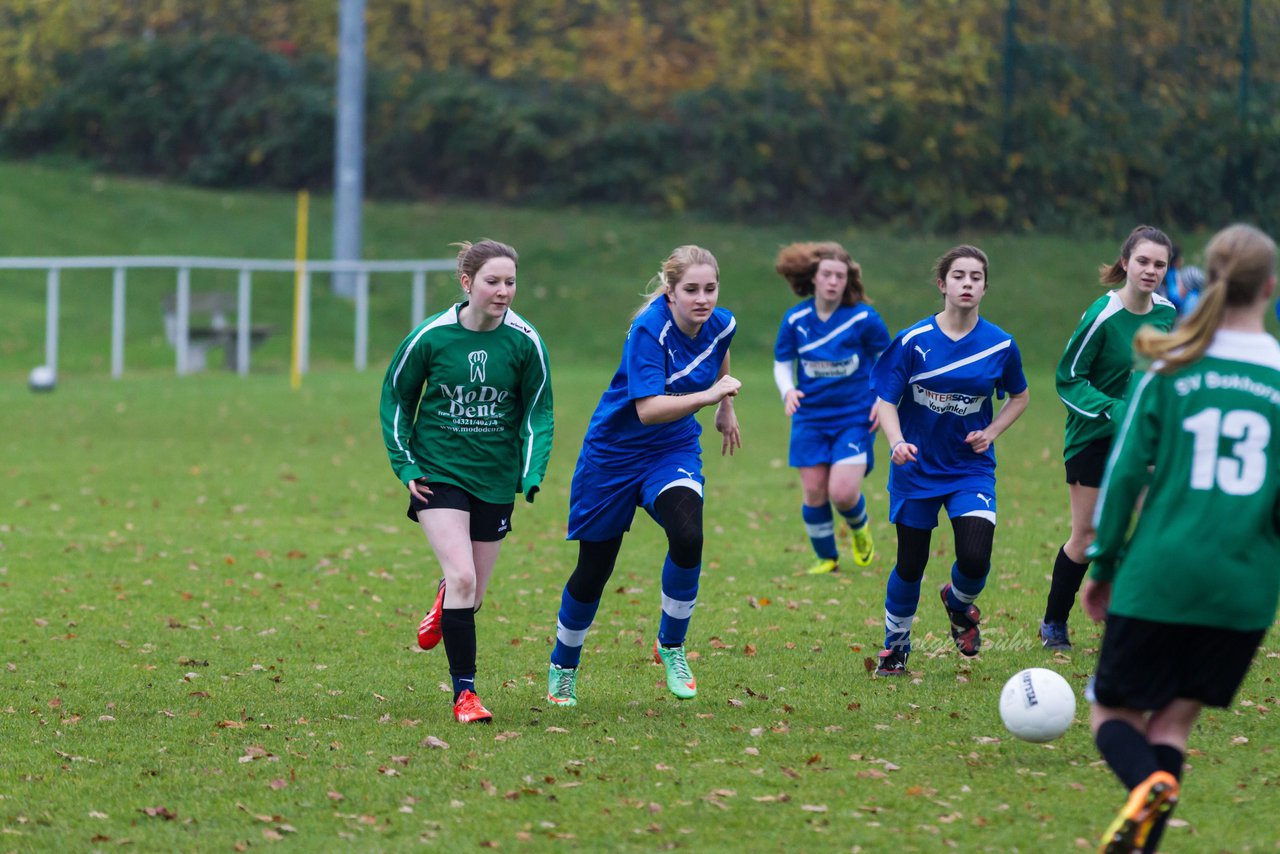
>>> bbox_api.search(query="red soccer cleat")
[417,578,445,650]
[452,690,493,724]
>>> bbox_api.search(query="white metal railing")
[0,256,455,377]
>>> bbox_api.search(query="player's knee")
[829,488,860,510]
[666,525,703,569]
[445,573,477,604]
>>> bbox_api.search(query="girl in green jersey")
[1039,226,1177,651]
[380,240,554,724]
[1083,224,1280,852]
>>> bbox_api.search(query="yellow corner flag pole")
[290,190,310,390]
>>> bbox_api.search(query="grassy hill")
[2,159,1235,381]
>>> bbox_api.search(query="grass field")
[3,162,1280,851]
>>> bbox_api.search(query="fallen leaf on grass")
[421,736,449,749]
[800,804,828,813]
[269,779,288,790]
[493,731,521,742]
[327,791,344,802]
[217,720,247,729]
[140,806,177,820]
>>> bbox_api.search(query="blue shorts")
[889,486,997,530]
[566,452,704,542]
[789,420,876,473]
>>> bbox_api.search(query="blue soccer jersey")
[775,300,891,426]
[873,316,1027,497]
[579,298,736,467]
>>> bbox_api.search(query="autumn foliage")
[1,0,1277,229]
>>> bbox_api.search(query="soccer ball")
[28,365,56,393]
[999,667,1076,743]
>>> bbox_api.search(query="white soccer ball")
[28,365,56,393]
[999,667,1076,743]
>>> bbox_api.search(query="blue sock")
[837,495,868,530]
[551,586,600,669]
[657,554,700,647]
[884,567,920,650]
[451,674,475,700]
[802,503,838,560]
[945,561,988,609]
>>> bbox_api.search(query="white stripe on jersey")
[666,316,737,386]
[909,339,1011,384]
[788,306,814,325]
[658,320,673,346]
[797,309,869,355]
[901,324,934,347]
[504,309,550,479]
[1068,292,1124,381]
[390,306,459,465]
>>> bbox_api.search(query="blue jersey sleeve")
[872,332,911,405]
[862,308,892,360]
[1000,339,1029,397]
[624,320,668,400]
[774,313,797,362]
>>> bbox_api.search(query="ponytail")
[1135,223,1276,374]
[1099,225,1172,286]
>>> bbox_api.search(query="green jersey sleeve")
[1056,298,1123,424]
[1086,371,1160,580]
[379,321,432,486]
[516,324,554,502]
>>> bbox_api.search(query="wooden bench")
[162,292,274,372]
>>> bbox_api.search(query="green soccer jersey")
[1087,331,1280,630]
[380,304,554,504]
[1056,291,1177,460]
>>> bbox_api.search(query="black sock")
[1142,744,1186,853]
[441,608,477,700]
[1044,545,1090,623]
[1095,719,1159,790]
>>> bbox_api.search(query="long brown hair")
[1099,225,1173,285]
[774,241,868,305]
[1135,224,1277,373]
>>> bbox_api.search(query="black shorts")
[406,482,515,542]
[1092,614,1266,710]
[1064,438,1112,487]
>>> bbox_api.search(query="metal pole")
[299,270,311,375]
[236,269,252,376]
[412,269,426,326]
[355,270,370,371]
[111,267,125,378]
[45,268,60,375]
[176,268,190,375]
[332,0,366,298]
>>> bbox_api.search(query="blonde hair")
[1099,225,1173,285]
[633,245,719,319]
[774,241,868,305]
[1135,223,1277,373]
